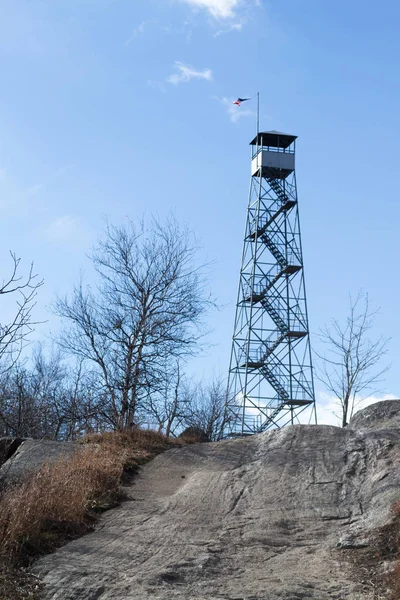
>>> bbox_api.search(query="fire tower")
[225,131,316,435]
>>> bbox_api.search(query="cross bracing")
[225,132,316,436]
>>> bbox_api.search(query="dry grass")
[0,428,191,599]
[81,428,186,464]
[0,443,126,562]
[0,563,42,600]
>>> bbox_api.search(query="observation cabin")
[250,130,296,180]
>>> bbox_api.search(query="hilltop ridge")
[33,401,400,599]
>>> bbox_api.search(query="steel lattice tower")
[225,131,316,436]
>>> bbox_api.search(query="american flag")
[233,97,250,106]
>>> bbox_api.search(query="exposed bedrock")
[34,400,400,599]
[0,437,25,468]
[0,439,75,488]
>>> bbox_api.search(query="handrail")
[252,146,295,159]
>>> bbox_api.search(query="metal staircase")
[257,405,284,431]
[260,363,290,402]
[260,231,287,269]
[262,333,287,359]
[263,199,296,231]
[260,295,288,333]
[266,176,288,202]
[248,198,297,241]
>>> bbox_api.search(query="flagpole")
[255,92,260,159]
[257,91,260,136]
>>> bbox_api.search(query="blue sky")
[1,0,400,424]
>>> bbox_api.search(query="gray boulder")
[0,437,24,467]
[0,439,75,488]
[349,398,400,431]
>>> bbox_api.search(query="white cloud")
[213,21,243,36]
[179,0,261,21]
[316,391,399,427]
[166,61,213,85]
[179,0,241,19]
[45,215,84,243]
[213,96,255,123]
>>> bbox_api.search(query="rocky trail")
[33,401,400,599]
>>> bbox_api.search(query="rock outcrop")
[34,400,400,599]
[0,439,75,488]
[179,426,210,443]
[0,437,24,468]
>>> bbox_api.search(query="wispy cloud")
[179,0,261,21]
[213,96,255,123]
[213,21,243,36]
[166,61,213,85]
[179,0,241,19]
[124,19,159,46]
[178,0,261,36]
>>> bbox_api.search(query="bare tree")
[182,377,229,441]
[0,252,43,371]
[0,345,65,439]
[0,346,108,440]
[144,359,191,436]
[54,217,211,430]
[47,360,107,440]
[316,292,390,427]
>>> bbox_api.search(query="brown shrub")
[82,428,188,476]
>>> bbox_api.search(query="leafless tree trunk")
[144,359,188,436]
[315,292,390,427]
[54,216,211,430]
[0,252,43,372]
[182,377,229,441]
